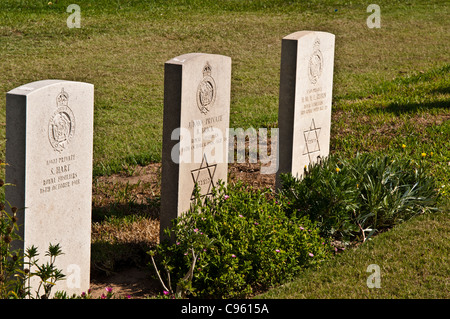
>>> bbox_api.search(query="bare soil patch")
[89,162,275,299]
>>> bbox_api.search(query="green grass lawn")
[0,0,448,176]
[257,210,449,299]
[0,0,448,298]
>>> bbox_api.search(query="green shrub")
[0,200,23,298]
[278,152,440,242]
[151,181,332,299]
[1,177,65,299]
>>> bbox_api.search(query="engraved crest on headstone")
[48,88,75,152]
[308,38,323,85]
[196,62,216,114]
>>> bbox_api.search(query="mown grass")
[331,64,450,195]
[0,0,448,298]
[0,0,448,175]
[257,210,449,299]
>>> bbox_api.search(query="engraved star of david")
[190,154,217,202]
[303,119,321,163]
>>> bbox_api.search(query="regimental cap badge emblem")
[196,62,216,114]
[308,38,323,85]
[48,88,75,153]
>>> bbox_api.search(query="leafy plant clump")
[1,176,65,299]
[150,181,332,299]
[24,243,66,299]
[278,152,440,243]
[0,201,23,298]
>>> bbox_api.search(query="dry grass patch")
[92,217,159,246]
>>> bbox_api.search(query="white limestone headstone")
[6,80,94,297]
[276,31,335,187]
[160,53,231,240]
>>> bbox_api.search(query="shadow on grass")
[430,86,450,95]
[381,99,449,115]
[92,201,160,223]
[91,199,161,275]
[91,241,155,276]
